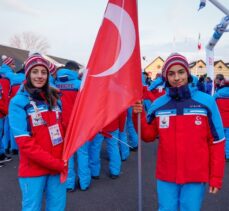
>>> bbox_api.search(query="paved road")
[1,141,229,211]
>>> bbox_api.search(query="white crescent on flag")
[92,3,136,77]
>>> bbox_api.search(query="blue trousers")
[66,154,76,189]
[19,175,66,211]
[157,180,206,211]
[2,116,18,150]
[89,130,121,176]
[66,142,91,190]
[127,107,138,148]
[0,118,4,154]
[119,130,130,161]
[2,116,10,150]
[225,128,229,159]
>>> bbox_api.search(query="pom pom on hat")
[24,54,49,77]
[2,55,14,66]
[162,53,190,80]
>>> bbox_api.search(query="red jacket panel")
[216,98,229,127]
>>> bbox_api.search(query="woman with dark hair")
[9,54,67,211]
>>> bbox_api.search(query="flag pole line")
[137,113,142,211]
[109,135,134,149]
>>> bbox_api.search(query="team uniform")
[9,85,66,211]
[55,68,91,191]
[135,83,225,210]
[214,84,229,159]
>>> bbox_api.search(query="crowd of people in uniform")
[0,52,228,210]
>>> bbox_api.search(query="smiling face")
[29,65,48,88]
[167,64,188,88]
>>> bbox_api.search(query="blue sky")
[0,0,229,66]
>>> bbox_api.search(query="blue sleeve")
[148,77,164,91]
[194,93,225,143]
[9,97,30,137]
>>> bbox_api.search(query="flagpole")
[137,112,142,211]
[136,0,142,210]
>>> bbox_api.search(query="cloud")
[2,0,41,16]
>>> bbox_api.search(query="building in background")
[143,57,164,80]
[189,60,206,77]
[144,56,229,79]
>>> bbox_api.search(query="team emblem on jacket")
[159,116,169,128]
[31,113,45,126]
[195,116,202,125]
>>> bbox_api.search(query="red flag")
[61,0,142,182]
[198,33,202,50]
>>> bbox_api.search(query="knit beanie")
[2,55,14,66]
[24,54,49,77]
[162,53,190,80]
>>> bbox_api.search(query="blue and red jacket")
[0,77,10,117]
[134,83,225,188]
[9,86,65,177]
[5,71,25,100]
[55,68,81,128]
[213,85,229,128]
[0,64,25,100]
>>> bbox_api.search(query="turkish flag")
[61,0,142,181]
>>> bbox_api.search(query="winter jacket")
[0,78,9,117]
[134,83,225,188]
[9,86,65,177]
[55,68,81,127]
[213,85,229,127]
[5,71,25,100]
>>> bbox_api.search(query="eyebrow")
[168,68,185,73]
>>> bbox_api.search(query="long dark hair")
[24,70,60,108]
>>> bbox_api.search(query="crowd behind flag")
[61,0,142,181]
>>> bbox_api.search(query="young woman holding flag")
[133,53,225,211]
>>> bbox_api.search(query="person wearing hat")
[0,55,16,75]
[54,63,91,191]
[213,74,229,161]
[9,54,67,211]
[133,53,225,210]
[0,55,16,154]
[4,58,25,155]
[0,75,12,167]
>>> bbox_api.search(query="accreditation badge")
[159,115,169,128]
[48,124,63,146]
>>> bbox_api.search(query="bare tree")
[10,32,50,54]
